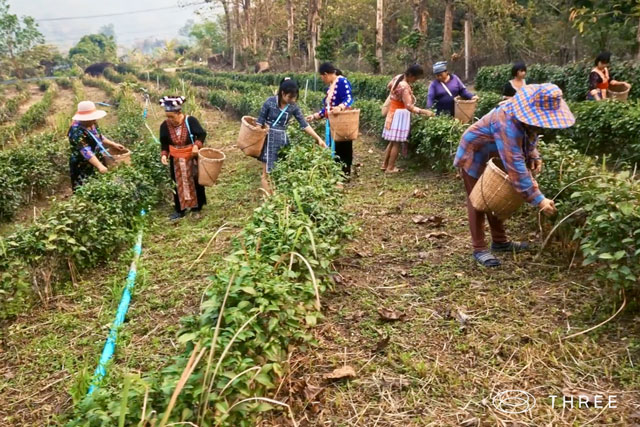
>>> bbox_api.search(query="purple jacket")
[426,74,474,116]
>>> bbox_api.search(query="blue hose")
[87,213,145,395]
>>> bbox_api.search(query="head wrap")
[159,96,186,112]
[433,61,447,74]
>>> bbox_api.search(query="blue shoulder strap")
[184,115,195,144]
[272,105,289,127]
[84,127,113,159]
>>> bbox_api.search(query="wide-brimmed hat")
[505,83,575,129]
[433,61,447,74]
[72,101,107,121]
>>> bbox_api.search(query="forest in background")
[2,0,640,79]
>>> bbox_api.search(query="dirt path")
[281,137,640,426]
[16,85,45,116]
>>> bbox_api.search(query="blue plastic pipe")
[87,215,145,395]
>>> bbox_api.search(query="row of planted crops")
[0,62,638,425]
[141,64,638,288]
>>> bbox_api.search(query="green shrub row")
[0,132,67,221]
[204,81,639,290]
[69,132,352,426]
[538,139,640,286]
[0,89,31,124]
[546,100,640,166]
[0,88,170,320]
[81,76,116,100]
[0,84,58,146]
[475,61,640,101]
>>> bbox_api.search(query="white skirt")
[382,109,411,142]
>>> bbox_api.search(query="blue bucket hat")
[433,61,447,74]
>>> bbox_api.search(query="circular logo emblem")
[492,390,536,414]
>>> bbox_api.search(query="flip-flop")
[385,168,403,174]
[491,241,530,253]
[473,250,501,267]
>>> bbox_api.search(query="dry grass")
[265,136,640,426]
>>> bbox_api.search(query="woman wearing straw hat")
[159,96,207,220]
[453,84,575,267]
[381,64,435,174]
[306,62,355,177]
[426,61,476,116]
[68,100,125,191]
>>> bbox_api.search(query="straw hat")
[505,83,575,129]
[72,101,107,121]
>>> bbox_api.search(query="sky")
[7,0,221,52]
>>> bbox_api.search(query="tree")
[570,0,640,56]
[442,0,454,59]
[69,34,117,68]
[99,24,116,40]
[287,0,295,68]
[376,0,384,73]
[0,0,45,78]
[308,0,323,71]
[188,20,225,58]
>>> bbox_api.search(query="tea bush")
[0,131,67,221]
[476,61,640,101]
[0,89,170,320]
[0,83,57,145]
[538,140,640,287]
[0,89,30,124]
[68,132,353,426]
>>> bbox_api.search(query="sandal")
[473,250,501,267]
[491,241,530,253]
[385,168,403,174]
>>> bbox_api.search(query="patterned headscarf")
[433,61,447,74]
[159,96,186,112]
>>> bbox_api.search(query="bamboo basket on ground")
[469,157,524,220]
[237,116,268,158]
[608,83,631,101]
[198,148,225,186]
[328,109,360,141]
[105,146,131,168]
[454,96,477,124]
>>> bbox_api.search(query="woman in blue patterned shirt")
[306,62,355,176]
[68,101,125,191]
[256,78,326,194]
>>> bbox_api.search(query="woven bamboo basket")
[608,83,631,101]
[198,148,225,186]
[237,116,268,158]
[469,157,524,220]
[105,146,131,168]
[328,109,360,141]
[454,96,477,124]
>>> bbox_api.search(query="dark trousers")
[334,140,353,175]
[461,169,507,251]
[169,157,207,214]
